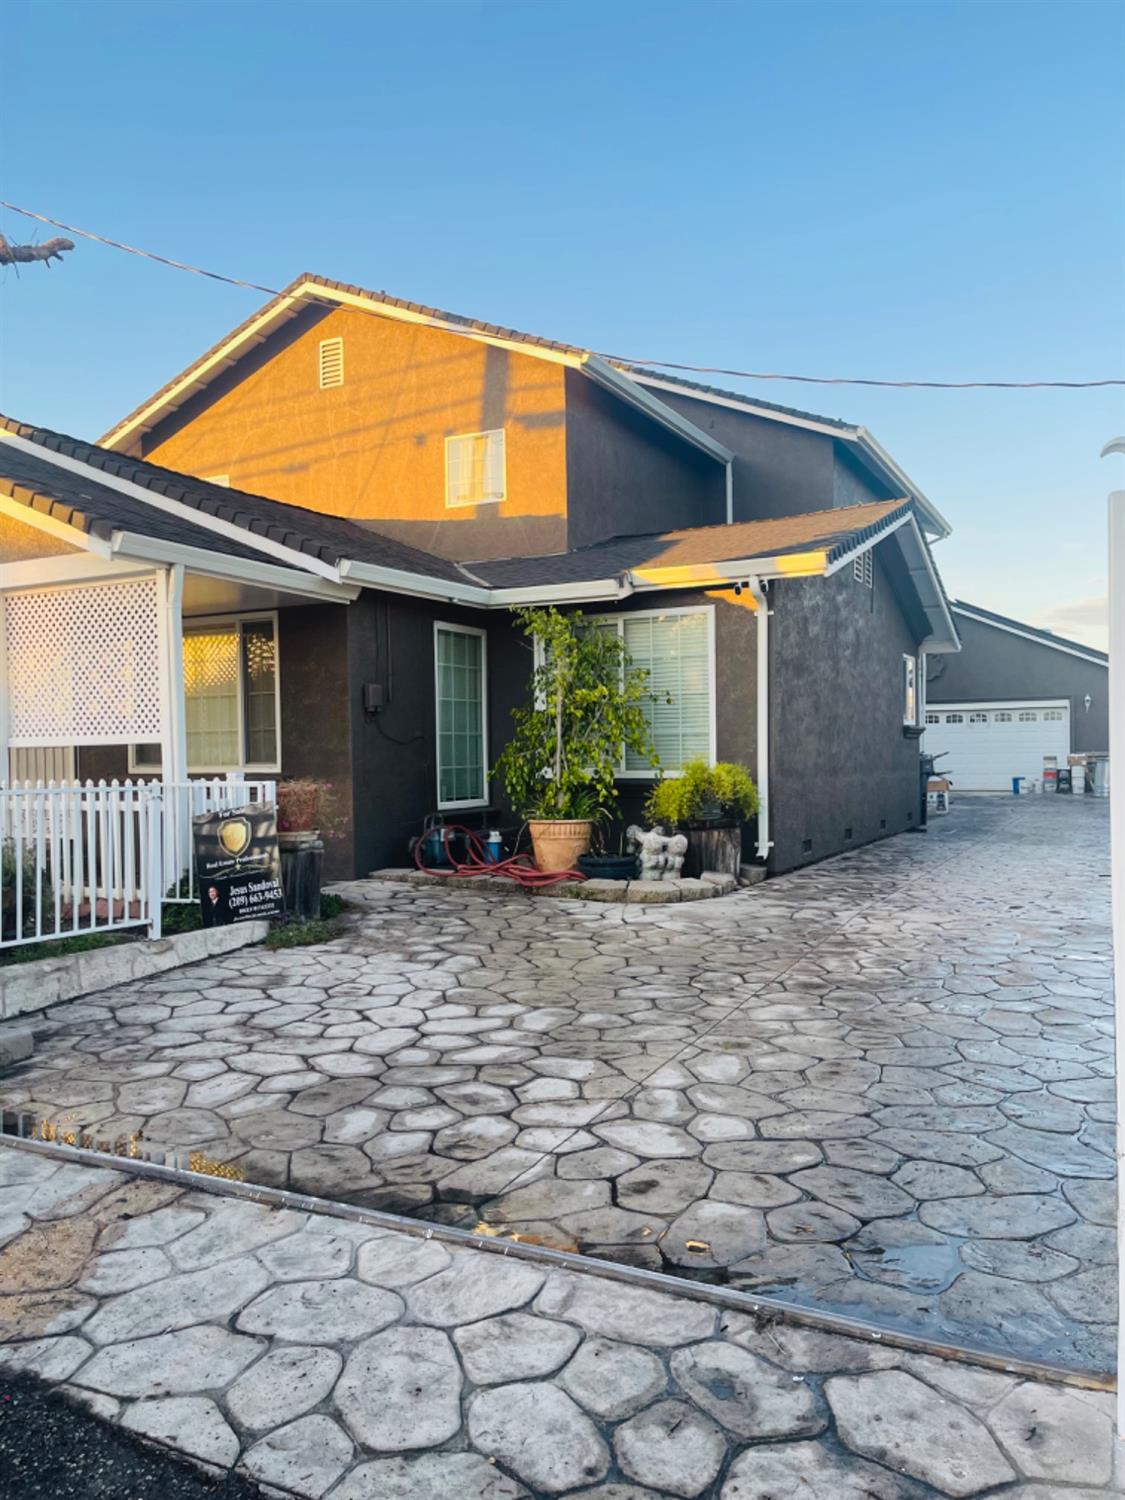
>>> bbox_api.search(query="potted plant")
[576,818,640,882]
[493,606,660,873]
[644,759,759,878]
[277,779,330,849]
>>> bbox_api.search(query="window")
[318,337,344,390]
[968,712,989,725]
[1043,709,1064,721]
[445,430,505,507]
[994,711,1013,723]
[902,654,917,726]
[435,623,487,808]
[945,712,963,725]
[1018,710,1038,722]
[130,613,279,773]
[925,712,940,725]
[586,608,713,776]
[853,550,873,588]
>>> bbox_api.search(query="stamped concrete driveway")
[0,796,1114,1373]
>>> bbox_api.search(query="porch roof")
[468,498,913,586]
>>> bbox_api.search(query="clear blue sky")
[3,0,1122,647]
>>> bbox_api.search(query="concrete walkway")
[0,796,1113,1374]
[0,1144,1118,1499]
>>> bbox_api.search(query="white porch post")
[0,592,10,781]
[157,564,188,786]
[1104,446,1125,1440]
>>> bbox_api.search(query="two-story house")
[0,275,958,877]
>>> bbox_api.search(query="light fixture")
[1085,693,1093,712]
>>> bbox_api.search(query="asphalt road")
[0,1375,264,1500]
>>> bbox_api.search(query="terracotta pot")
[528,819,593,873]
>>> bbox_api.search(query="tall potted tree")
[494,607,660,872]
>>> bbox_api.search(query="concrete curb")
[0,921,270,1019]
[366,868,750,903]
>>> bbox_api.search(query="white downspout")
[725,460,734,525]
[749,577,772,863]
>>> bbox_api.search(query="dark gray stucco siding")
[345,593,523,877]
[926,615,1109,753]
[769,547,922,873]
[564,373,725,548]
[278,604,354,878]
[834,446,895,506]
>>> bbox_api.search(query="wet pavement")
[0,795,1114,1373]
[0,1146,1118,1499]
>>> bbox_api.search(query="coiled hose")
[413,823,586,888]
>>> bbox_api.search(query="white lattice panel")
[4,576,164,746]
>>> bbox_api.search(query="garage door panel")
[923,702,1070,791]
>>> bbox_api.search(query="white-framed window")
[130,612,280,774]
[968,711,989,725]
[853,550,873,588]
[994,711,1013,722]
[1018,710,1039,722]
[445,429,506,508]
[318,337,344,390]
[435,622,488,809]
[583,606,716,777]
[945,712,963,725]
[1043,709,1064,721]
[925,711,940,725]
[902,654,917,726]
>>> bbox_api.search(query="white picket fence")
[0,776,276,950]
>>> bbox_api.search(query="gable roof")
[621,367,952,540]
[0,414,470,585]
[470,499,910,587]
[952,600,1108,667]
[98,274,732,468]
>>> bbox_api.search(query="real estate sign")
[193,803,285,927]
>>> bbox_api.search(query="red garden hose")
[413,823,586,888]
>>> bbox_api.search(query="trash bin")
[1011,776,1025,796]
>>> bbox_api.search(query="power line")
[2,201,1122,391]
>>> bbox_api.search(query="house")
[924,601,1109,791]
[0,277,959,878]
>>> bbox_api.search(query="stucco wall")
[0,513,82,561]
[563,373,725,547]
[631,389,895,524]
[926,615,1109,753]
[142,305,569,563]
[769,544,923,873]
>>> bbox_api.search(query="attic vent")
[853,550,873,588]
[318,337,344,390]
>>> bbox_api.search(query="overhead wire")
[2,200,1121,391]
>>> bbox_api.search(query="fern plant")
[645,759,759,826]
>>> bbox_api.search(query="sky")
[2,0,1122,649]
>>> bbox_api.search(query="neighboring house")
[1,280,959,878]
[924,601,1109,791]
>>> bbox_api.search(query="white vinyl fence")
[0,776,276,950]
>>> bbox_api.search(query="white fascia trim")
[0,431,342,583]
[111,532,359,602]
[582,357,734,464]
[851,428,952,540]
[0,552,150,591]
[951,605,1109,668]
[927,697,1071,712]
[341,558,492,606]
[0,492,112,558]
[625,372,853,438]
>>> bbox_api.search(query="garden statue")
[626,824,687,882]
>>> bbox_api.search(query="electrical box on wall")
[363,682,386,714]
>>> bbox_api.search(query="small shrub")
[1,838,52,943]
[645,759,759,826]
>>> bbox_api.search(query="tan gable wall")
[143,305,569,562]
[0,512,83,563]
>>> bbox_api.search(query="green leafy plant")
[1,838,52,943]
[645,759,760,826]
[492,607,661,821]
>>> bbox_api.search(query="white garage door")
[923,699,1071,791]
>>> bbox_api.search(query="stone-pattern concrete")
[0,1146,1117,1499]
[0,798,1113,1372]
